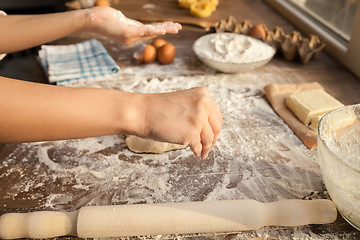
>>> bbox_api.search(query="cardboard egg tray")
[208,16,326,64]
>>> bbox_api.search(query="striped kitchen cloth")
[39,39,119,85]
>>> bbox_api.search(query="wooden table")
[1,0,360,239]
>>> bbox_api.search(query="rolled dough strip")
[125,135,186,154]
[0,199,337,239]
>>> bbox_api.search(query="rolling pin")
[0,199,337,239]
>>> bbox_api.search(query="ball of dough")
[125,135,186,154]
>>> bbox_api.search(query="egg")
[157,43,176,64]
[136,44,157,63]
[95,0,111,6]
[152,38,167,49]
[248,24,267,40]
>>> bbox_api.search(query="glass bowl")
[318,103,360,230]
[193,33,275,73]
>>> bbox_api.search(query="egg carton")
[208,16,326,64]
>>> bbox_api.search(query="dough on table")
[125,135,186,154]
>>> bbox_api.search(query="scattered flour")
[0,73,332,238]
[142,3,157,11]
[0,39,354,238]
[116,10,141,27]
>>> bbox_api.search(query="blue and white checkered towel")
[39,39,119,85]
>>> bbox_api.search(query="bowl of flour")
[193,32,275,73]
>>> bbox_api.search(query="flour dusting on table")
[0,41,348,239]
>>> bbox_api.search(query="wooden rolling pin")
[0,199,337,239]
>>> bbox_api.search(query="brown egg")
[152,38,167,49]
[95,0,111,6]
[136,44,157,63]
[248,24,267,40]
[157,43,176,64]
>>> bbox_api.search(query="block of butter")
[309,114,323,131]
[285,88,343,130]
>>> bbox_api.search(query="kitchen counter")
[1,0,360,239]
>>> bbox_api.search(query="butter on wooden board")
[285,89,343,131]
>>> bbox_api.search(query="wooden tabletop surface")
[1,0,360,239]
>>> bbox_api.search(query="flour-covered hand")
[141,87,222,159]
[89,6,182,46]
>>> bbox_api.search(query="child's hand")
[141,87,222,160]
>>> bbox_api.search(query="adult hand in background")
[89,6,182,46]
[0,6,181,53]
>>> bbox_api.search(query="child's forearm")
[0,77,145,143]
[0,77,222,159]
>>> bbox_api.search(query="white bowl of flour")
[193,33,275,73]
